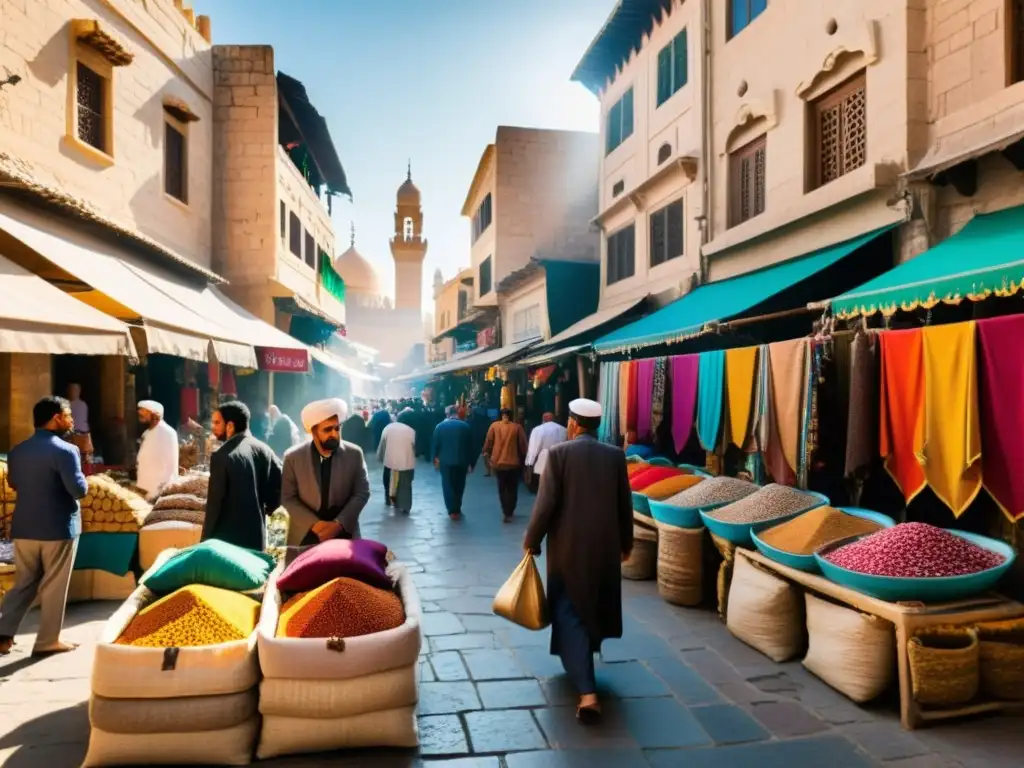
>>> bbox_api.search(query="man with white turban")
[280,398,370,545]
[136,400,178,498]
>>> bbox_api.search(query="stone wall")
[0,353,52,452]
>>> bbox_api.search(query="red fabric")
[879,329,926,504]
[221,366,237,396]
[180,387,200,424]
[277,539,391,593]
[629,465,684,491]
[978,315,1024,521]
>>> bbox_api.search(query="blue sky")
[203,0,614,307]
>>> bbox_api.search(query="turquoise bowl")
[632,491,651,517]
[814,529,1017,602]
[750,507,895,573]
[648,457,675,467]
[678,463,712,477]
[649,498,702,528]
[700,490,830,547]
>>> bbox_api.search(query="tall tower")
[390,161,428,313]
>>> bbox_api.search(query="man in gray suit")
[281,398,370,546]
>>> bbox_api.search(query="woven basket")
[655,522,703,606]
[710,533,737,622]
[622,537,656,581]
[634,517,657,542]
[908,626,979,707]
[976,618,1024,701]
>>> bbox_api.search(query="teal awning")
[833,205,1024,318]
[593,226,894,354]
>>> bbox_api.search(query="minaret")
[390,161,428,313]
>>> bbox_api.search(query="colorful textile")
[142,539,275,594]
[618,363,630,438]
[798,341,821,489]
[977,315,1024,521]
[844,331,879,478]
[759,345,795,486]
[697,351,725,452]
[766,338,808,477]
[636,359,656,442]
[650,358,668,436]
[670,355,699,454]
[628,466,683,492]
[921,322,982,517]
[725,346,758,450]
[597,362,620,445]
[879,329,927,504]
[278,539,391,593]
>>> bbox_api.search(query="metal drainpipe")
[699,0,713,284]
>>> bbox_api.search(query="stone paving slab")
[1,457,1021,767]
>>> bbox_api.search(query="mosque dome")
[334,244,381,296]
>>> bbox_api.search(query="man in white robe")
[525,412,567,493]
[136,400,179,499]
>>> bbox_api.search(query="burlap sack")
[803,594,895,703]
[256,706,417,759]
[82,716,258,766]
[259,664,418,718]
[138,522,202,571]
[726,556,804,662]
[89,689,258,734]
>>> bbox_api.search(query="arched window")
[403,217,415,240]
[658,143,673,164]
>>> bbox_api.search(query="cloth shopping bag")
[493,553,549,630]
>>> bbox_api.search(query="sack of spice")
[255,564,422,758]
[726,555,804,662]
[803,593,895,703]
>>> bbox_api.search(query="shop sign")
[455,340,478,354]
[476,327,496,349]
[257,346,310,373]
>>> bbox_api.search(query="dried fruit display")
[80,475,151,533]
[824,523,1006,578]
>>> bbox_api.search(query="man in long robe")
[281,398,370,545]
[203,401,282,551]
[136,400,179,499]
[524,398,632,724]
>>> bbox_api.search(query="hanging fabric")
[921,322,982,517]
[766,338,809,478]
[797,341,821,489]
[843,331,878,479]
[650,358,668,436]
[670,354,699,454]
[725,346,758,450]
[879,329,927,504]
[977,315,1024,522]
[635,359,656,442]
[618,362,630,438]
[597,361,621,445]
[697,350,725,452]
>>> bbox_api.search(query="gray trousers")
[0,538,78,649]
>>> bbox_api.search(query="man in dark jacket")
[203,401,282,551]
[369,404,392,451]
[431,406,475,520]
[524,398,632,724]
[0,397,88,657]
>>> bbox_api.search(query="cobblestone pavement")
[1,457,1021,767]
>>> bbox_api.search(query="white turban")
[301,398,348,433]
[137,400,164,418]
[569,398,602,419]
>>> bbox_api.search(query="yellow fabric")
[640,474,704,500]
[922,322,982,516]
[725,346,758,449]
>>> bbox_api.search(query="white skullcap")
[301,398,348,433]
[569,398,602,419]
[137,400,164,417]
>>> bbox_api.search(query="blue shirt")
[432,417,474,469]
[8,430,87,541]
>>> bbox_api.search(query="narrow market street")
[0,458,1019,768]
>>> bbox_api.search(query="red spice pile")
[824,522,1005,577]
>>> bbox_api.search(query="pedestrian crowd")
[0,391,632,725]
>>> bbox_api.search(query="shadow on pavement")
[0,701,88,767]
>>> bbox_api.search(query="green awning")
[594,226,894,354]
[833,205,1024,318]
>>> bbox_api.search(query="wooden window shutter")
[729,135,766,228]
[814,73,867,187]
[650,208,667,266]
[667,199,684,261]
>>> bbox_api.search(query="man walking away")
[0,397,88,657]
[432,405,475,520]
[267,404,300,459]
[369,403,392,452]
[482,408,528,522]
[378,417,417,514]
[281,399,370,545]
[524,399,632,724]
[203,402,282,551]
[136,400,179,499]
[525,412,567,493]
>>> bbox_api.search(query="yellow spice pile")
[758,506,883,555]
[116,584,260,647]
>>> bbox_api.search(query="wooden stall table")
[737,548,1024,730]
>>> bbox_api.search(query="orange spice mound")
[278,577,405,639]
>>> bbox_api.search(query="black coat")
[524,435,632,652]
[203,433,283,551]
